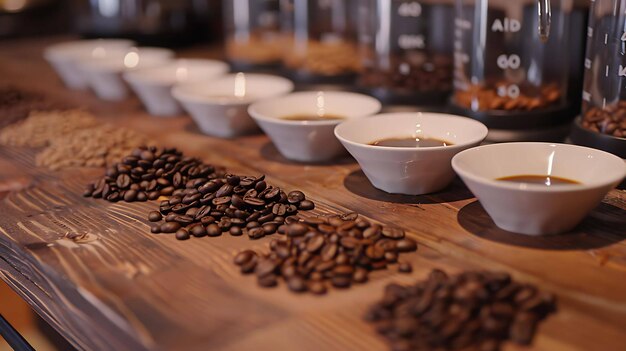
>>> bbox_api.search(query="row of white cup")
[43,39,625,236]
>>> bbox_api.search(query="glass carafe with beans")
[571,0,626,158]
[451,0,586,141]
[223,0,283,70]
[357,0,454,105]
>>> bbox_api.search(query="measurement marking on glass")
[606,65,610,77]
[605,33,608,44]
[603,98,607,109]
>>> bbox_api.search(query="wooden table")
[0,36,624,351]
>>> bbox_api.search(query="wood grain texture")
[0,36,625,351]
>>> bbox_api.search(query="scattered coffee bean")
[148,211,162,222]
[398,262,412,273]
[161,222,181,234]
[235,214,418,294]
[365,270,556,350]
[258,274,278,287]
[175,228,190,240]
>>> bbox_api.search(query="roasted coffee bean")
[298,200,315,210]
[287,277,307,292]
[331,276,351,288]
[248,227,265,239]
[243,197,265,207]
[395,239,418,252]
[175,228,190,240]
[161,222,181,233]
[353,268,368,283]
[190,224,207,237]
[364,270,556,350]
[206,224,221,237]
[229,226,243,236]
[234,250,256,266]
[150,224,161,234]
[288,223,308,237]
[306,235,325,253]
[258,274,278,287]
[398,262,412,273]
[148,211,162,222]
[262,223,278,235]
[309,281,327,295]
[382,227,405,239]
[287,190,305,203]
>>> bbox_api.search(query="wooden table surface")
[0,36,624,351]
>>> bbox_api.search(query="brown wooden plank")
[0,36,624,351]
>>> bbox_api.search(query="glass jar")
[358,0,454,105]
[76,0,216,47]
[570,0,626,157]
[282,0,361,85]
[223,0,283,70]
[451,0,585,141]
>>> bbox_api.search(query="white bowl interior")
[174,74,294,104]
[335,113,488,148]
[249,91,381,122]
[453,143,626,188]
[80,47,174,72]
[124,59,229,86]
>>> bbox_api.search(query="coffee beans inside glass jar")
[582,105,626,138]
[360,53,452,95]
[284,40,360,76]
[365,270,556,351]
[83,146,225,202]
[233,213,418,294]
[149,174,315,240]
[454,83,561,112]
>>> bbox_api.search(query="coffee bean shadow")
[343,169,474,204]
[457,200,626,250]
[260,141,356,166]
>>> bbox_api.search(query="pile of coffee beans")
[233,213,418,294]
[285,40,360,76]
[0,86,61,129]
[582,105,626,138]
[454,83,561,111]
[0,109,99,147]
[36,124,152,170]
[149,174,315,240]
[83,146,225,202]
[226,33,283,65]
[360,53,452,94]
[365,269,556,351]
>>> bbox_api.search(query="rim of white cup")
[248,91,382,126]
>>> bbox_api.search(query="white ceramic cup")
[43,39,135,90]
[452,142,626,235]
[172,73,294,138]
[124,59,229,116]
[248,91,382,162]
[79,47,174,101]
[335,112,488,195]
